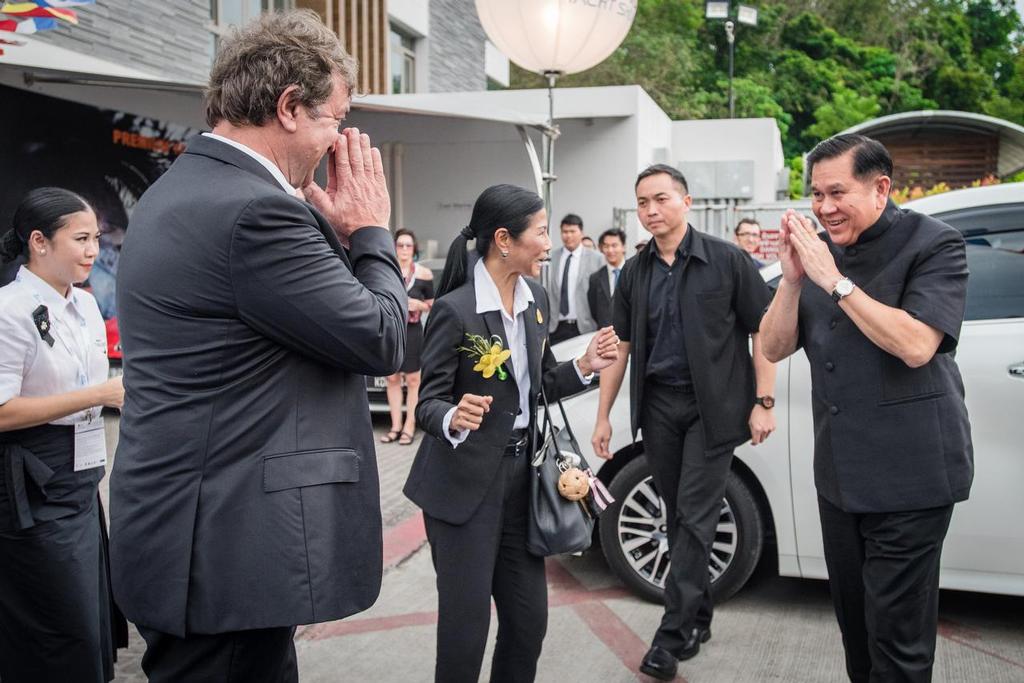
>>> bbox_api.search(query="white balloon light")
[475,0,637,75]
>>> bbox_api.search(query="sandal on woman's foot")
[398,431,415,446]
[380,430,401,444]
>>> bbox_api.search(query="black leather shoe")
[639,646,678,681]
[698,626,712,644]
[677,628,702,662]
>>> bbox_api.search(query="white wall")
[345,87,664,257]
[627,88,676,244]
[388,0,430,94]
[544,116,643,240]
[671,117,784,203]
[343,110,536,256]
[388,0,429,36]
[484,41,510,87]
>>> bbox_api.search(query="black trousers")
[818,496,954,683]
[137,624,298,683]
[641,383,732,655]
[424,449,547,683]
[549,320,580,345]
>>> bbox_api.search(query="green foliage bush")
[510,0,1024,198]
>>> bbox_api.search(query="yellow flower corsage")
[459,333,512,380]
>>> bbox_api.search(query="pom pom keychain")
[558,467,590,501]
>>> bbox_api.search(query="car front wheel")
[599,455,764,604]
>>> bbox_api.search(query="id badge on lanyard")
[54,315,107,471]
[58,316,107,471]
[75,415,107,471]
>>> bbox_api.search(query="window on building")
[390,27,416,94]
[209,0,295,58]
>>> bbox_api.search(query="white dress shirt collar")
[473,258,534,318]
[17,265,78,311]
[202,132,297,195]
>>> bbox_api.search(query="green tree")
[506,0,1022,161]
[806,86,882,141]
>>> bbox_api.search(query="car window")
[963,230,1024,321]
[932,202,1024,237]
[761,235,1024,321]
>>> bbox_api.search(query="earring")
[500,250,509,258]
[39,249,46,255]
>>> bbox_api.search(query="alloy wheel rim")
[616,475,738,589]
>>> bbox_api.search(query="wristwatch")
[831,277,855,304]
[755,396,775,409]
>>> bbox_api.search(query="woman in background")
[0,187,126,682]
[381,228,434,446]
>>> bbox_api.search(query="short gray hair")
[204,9,358,128]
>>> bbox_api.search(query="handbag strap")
[539,382,560,455]
[539,380,583,456]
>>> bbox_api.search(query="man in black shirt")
[760,134,972,683]
[592,165,777,681]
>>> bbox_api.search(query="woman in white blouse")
[0,188,125,683]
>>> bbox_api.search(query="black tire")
[599,455,764,604]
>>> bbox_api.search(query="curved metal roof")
[842,110,1024,178]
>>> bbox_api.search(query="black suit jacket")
[404,277,585,525]
[587,266,614,329]
[110,135,407,636]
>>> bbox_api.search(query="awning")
[0,33,183,84]
[843,110,1024,178]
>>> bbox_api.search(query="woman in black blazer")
[404,185,618,682]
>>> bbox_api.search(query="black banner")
[0,84,200,360]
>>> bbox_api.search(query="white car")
[552,182,1024,602]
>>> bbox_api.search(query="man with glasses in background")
[734,217,765,267]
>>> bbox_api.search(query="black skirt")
[0,423,127,683]
[401,321,425,374]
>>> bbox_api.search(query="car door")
[931,222,1024,595]
[790,208,1024,596]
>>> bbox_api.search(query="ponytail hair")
[435,184,544,299]
[1,187,92,263]
[0,229,22,264]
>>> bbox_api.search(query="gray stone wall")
[29,0,211,84]
[427,0,486,92]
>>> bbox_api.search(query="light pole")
[475,0,637,219]
[542,70,561,214]
[705,2,758,119]
[725,20,735,118]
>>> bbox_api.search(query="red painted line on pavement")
[573,601,687,683]
[939,619,1024,671]
[382,510,427,569]
[300,609,438,641]
[545,558,680,682]
[298,584,640,641]
[545,556,587,592]
[549,585,635,607]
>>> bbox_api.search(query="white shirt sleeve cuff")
[442,406,470,448]
[574,358,594,385]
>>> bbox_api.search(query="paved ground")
[99,417,1024,682]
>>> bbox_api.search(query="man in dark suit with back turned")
[109,10,406,682]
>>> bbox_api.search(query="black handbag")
[526,386,596,557]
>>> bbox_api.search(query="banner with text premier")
[0,84,200,333]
